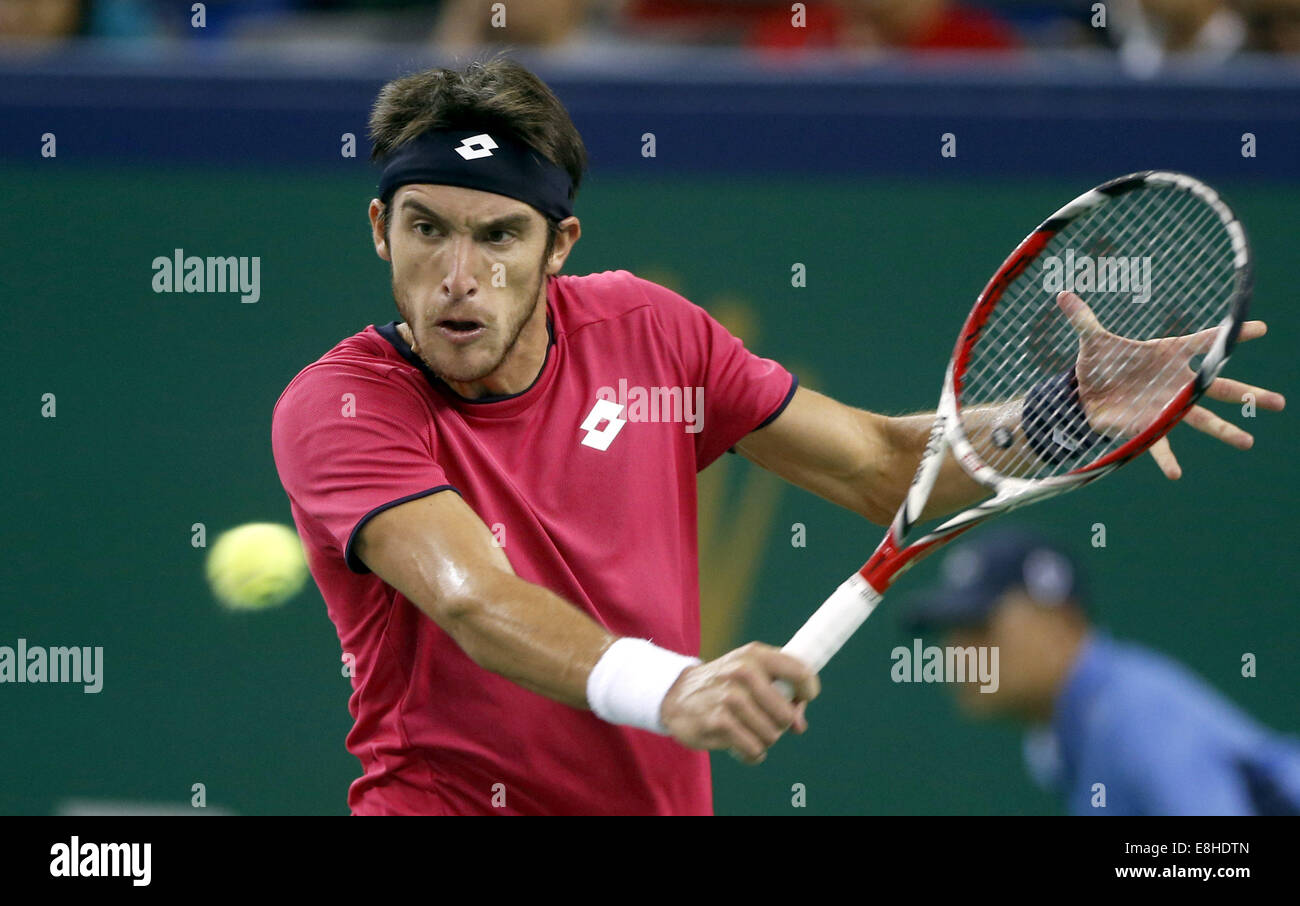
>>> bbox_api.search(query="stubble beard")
[394,265,547,386]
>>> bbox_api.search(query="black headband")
[377,128,574,222]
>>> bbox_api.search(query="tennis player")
[270,57,1284,815]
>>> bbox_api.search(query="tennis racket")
[780,170,1252,683]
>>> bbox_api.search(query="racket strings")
[985,189,1232,471]
[1054,190,1223,441]
[959,183,1238,480]
[1095,191,1232,395]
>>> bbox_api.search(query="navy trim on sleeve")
[728,372,800,455]
[756,372,800,430]
[344,484,462,574]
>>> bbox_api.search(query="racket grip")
[775,573,883,699]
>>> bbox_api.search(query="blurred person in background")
[433,0,597,48]
[903,527,1300,815]
[0,0,82,39]
[822,0,1020,51]
[26,0,301,40]
[1238,0,1300,52]
[620,0,1019,51]
[1107,0,1248,73]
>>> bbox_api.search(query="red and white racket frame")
[781,171,1252,678]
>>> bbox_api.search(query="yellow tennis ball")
[206,523,308,611]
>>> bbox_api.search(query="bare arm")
[735,386,994,524]
[355,490,614,708]
[354,489,819,761]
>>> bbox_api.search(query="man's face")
[943,589,1071,721]
[372,183,553,388]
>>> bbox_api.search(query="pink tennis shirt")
[271,269,797,815]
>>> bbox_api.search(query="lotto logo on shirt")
[579,399,627,451]
[580,380,705,450]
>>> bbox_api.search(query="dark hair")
[370,54,586,246]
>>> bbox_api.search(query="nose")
[441,235,480,301]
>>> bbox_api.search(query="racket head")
[946,170,1252,490]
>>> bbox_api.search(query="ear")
[545,216,581,275]
[369,199,392,262]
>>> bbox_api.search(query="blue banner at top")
[2,47,1298,180]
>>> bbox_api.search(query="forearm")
[442,572,616,709]
[874,397,1026,521]
[738,385,1026,526]
[874,411,982,520]
[355,492,698,732]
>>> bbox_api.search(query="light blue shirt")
[1023,633,1300,815]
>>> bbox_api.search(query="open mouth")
[437,319,485,343]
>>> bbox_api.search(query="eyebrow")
[397,199,533,232]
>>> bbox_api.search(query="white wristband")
[586,638,700,735]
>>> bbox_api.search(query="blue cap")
[900,528,1085,634]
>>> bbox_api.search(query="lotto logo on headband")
[455,133,498,160]
[377,127,574,220]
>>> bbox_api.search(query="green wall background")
[2,165,1295,815]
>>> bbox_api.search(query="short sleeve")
[271,363,454,573]
[636,277,797,469]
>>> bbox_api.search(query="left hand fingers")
[1183,404,1254,450]
[1187,319,1268,354]
[1056,292,1105,337]
[1148,436,1181,480]
[1203,376,1287,411]
[1236,320,1269,344]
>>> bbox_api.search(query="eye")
[487,229,514,245]
[414,222,438,237]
